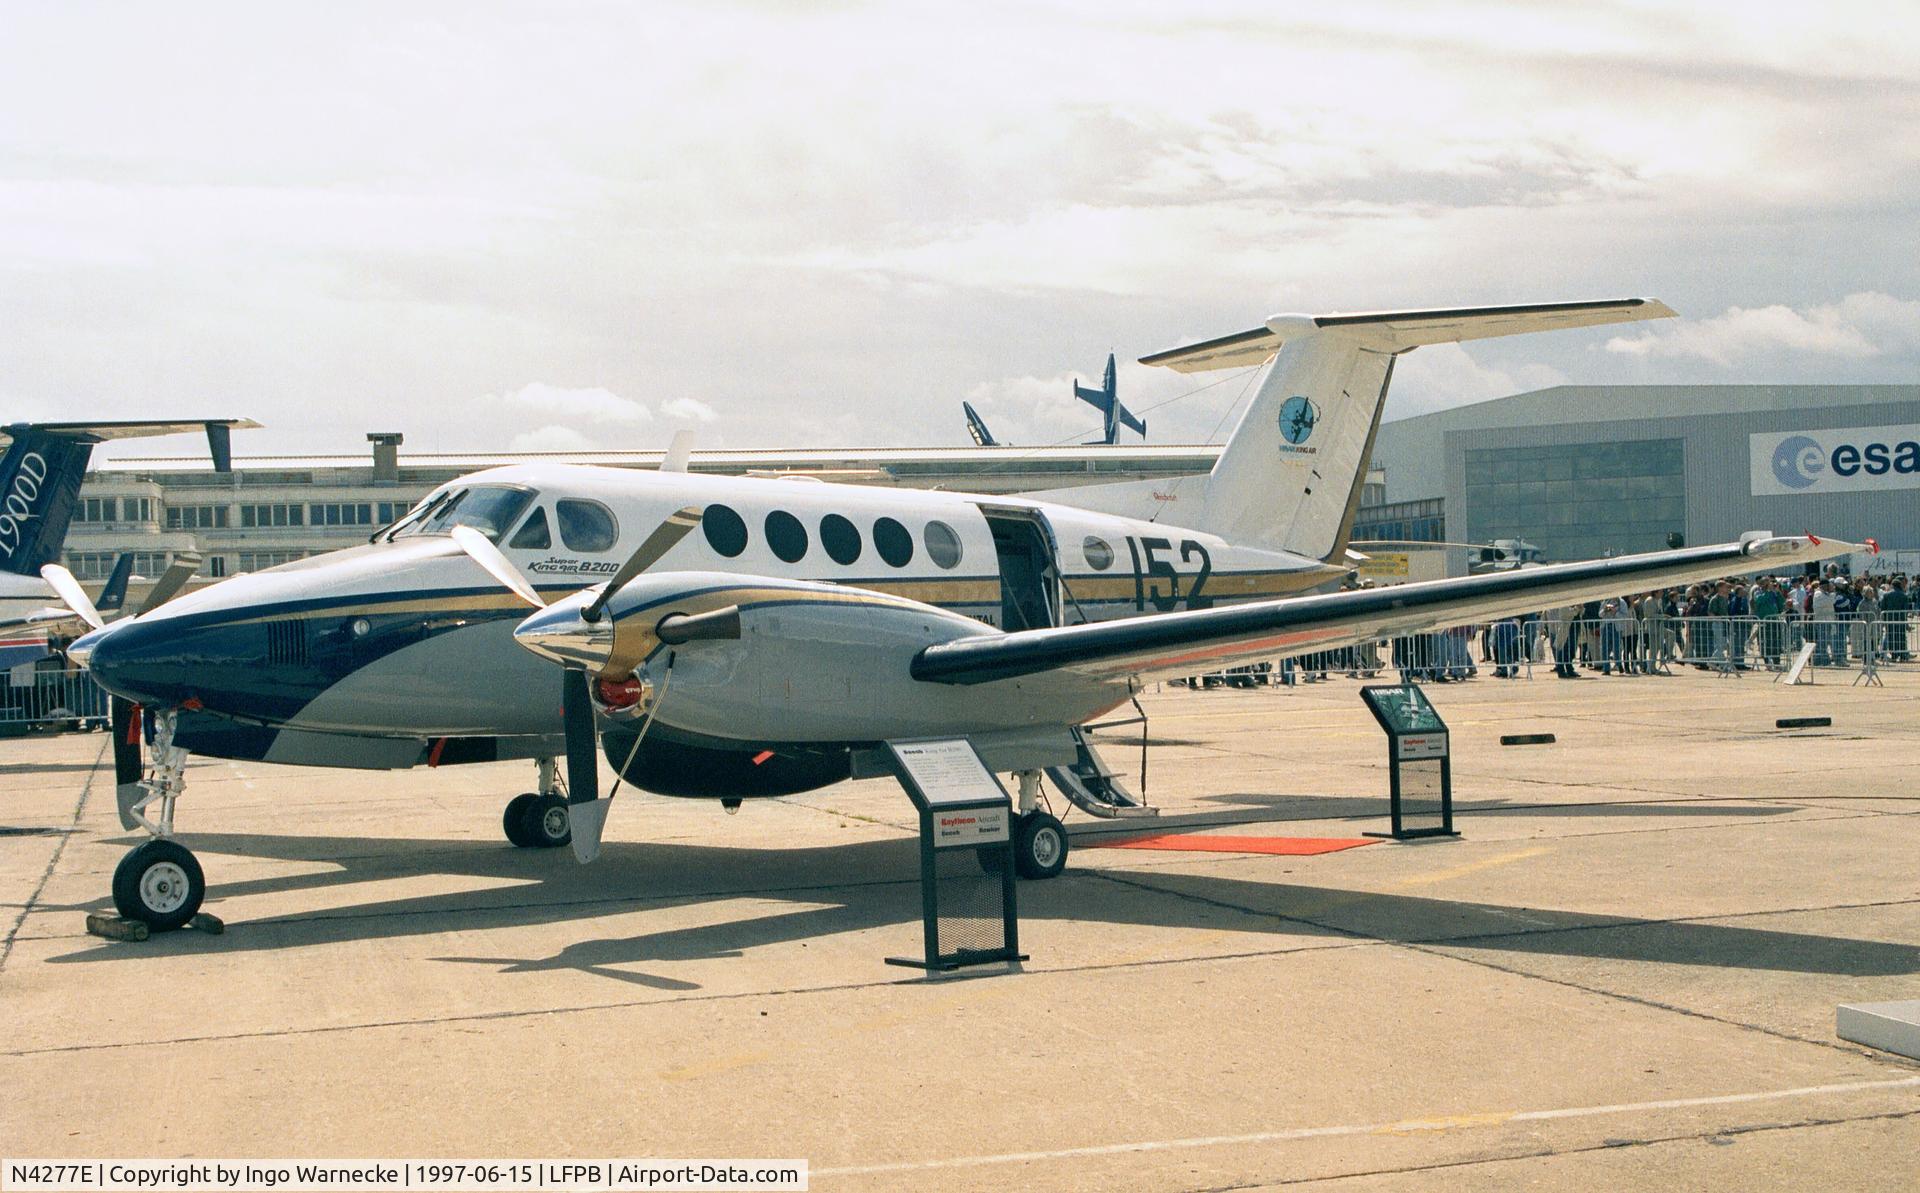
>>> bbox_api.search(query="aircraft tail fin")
[1138,299,1676,560]
[94,553,136,612]
[0,419,258,575]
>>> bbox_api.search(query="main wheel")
[519,792,572,848]
[111,839,205,930]
[1013,811,1068,880]
[502,792,540,847]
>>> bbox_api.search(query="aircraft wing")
[1139,299,1676,373]
[912,535,1851,686]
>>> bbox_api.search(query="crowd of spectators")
[1179,567,1913,688]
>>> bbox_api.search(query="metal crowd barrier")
[1177,613,1914,687]
[0,666,111,732]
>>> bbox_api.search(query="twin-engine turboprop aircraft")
[72,299,1857,930]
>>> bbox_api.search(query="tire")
[111,840,205,930]
[502,792,540,847]
[520,792,573,848]
[1014,811,1068,880]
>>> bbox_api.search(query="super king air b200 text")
[71,299,1858,929]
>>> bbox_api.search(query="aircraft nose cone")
[65,621,120,670]
[513,602,614,671]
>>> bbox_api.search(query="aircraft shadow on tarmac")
[44,830,1920,989]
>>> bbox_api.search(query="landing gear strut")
[110,709,208,930]
[504,757,572,849]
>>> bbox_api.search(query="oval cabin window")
[924,521,963,569]
[820,513,861,565]
[703,504,748,557]
[765,510,808,563]
[1083,535,1114,571]
[873,517,914,567]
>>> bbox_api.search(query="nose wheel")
[111,839,206,930]
[503,792,573,848]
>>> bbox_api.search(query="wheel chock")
[84,913,150,942]
[190,912,225,934]
[1776,716,1832,729]
[1500,733,1556,746]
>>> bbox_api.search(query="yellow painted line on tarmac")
[1388,846,1553,889]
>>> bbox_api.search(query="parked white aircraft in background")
[71,300,1854,930]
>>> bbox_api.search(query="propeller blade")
[137,552,202,614]
[582,505,703,624]
[451,526,545,608]
[561,668,610,863]
[39,564,104,630]
[110,697,143,786]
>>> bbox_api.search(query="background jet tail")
[94,553,137,612]
[0,419,259,575]
[1139,299,1677,560]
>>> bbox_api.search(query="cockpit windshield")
[390,485,536,544]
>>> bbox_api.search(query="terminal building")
[1365,384,1920,574]
[64,383,1918,593]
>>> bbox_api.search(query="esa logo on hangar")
[1753,424,1920,496]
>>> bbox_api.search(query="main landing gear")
[111,709,209,930]
[503,756,572,849]
[979,770,1069,880]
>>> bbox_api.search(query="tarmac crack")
[1192,1106,1920,1190]
[0,740,103,979]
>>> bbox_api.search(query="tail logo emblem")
[1278,395,1318,445]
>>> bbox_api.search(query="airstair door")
[980,508,1060,631]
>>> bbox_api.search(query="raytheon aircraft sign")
[1750,423,1920,497]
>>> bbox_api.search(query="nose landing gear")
[106,708,214,931]
[503,757,572,849]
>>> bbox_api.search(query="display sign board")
[889,738,1009,808]
[1750,424,1920,497]
[1359,684,1456,840]
[884,738,1022,973]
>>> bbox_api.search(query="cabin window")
[924,521,963,569]
[703,504,748,557]
[1083,535,1114,571]
[556,499,618,553]
[508,507,551,550]
[766,510,808,563]
[874,516,913,567]
[820,513,861,565]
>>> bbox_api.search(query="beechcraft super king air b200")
[72,299,1857,930]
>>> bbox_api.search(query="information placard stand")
[1358,684,1459,840]
[882,738,1026,973]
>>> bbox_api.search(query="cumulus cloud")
[500,382,652,423]
[660,396,718,423]
[1386,343,1568,419]
[508,424,596,452]
[1604,292,1920,366]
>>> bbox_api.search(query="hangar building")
[1364,384,1920,573]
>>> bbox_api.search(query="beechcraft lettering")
[68,299,1859,932]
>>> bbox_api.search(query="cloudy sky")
[2,1,1916,461]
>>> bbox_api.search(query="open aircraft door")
[977,505,1062,631]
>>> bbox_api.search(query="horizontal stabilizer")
[1139,299,1676,373]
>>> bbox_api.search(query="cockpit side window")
[556,499,619,553]
[399,486,535,544]
[508,507,552,550]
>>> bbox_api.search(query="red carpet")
[1081,833,1379,855]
